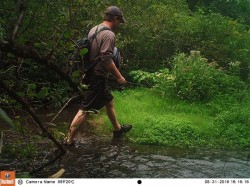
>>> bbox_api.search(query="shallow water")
[47,135,249,178]
[0,106,249,178]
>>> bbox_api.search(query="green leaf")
[27,89,36,97]
[60,40,64,46]
[28,83,36,90]
[79,48,88,56]
[17,92,25,97]
[37,88,48,98]
[0,108,15,128]
[47,40,54,48]
[18,37,26,45]
[7,53,15,58]
[72,70,81,78]
[64,32,71,39]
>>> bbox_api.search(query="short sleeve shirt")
[88,24,115,77]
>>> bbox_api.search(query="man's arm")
[104,61,127,84]
[99,31,126,84]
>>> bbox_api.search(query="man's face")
[112,16,121,31]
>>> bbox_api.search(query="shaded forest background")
[1,0,249,109]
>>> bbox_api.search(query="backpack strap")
[88,25,111,41]
[83,26,111,71]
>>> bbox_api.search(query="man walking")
[64,6,132,145]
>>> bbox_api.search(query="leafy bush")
[129,70,162,87]
[131,52,247,102]
[171,51,248,101]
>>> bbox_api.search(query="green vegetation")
[96,87,249,149]
[130,52,248,102]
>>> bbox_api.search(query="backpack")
[70,26,121,78]
[74,26,111,73]
[113,46,120,69]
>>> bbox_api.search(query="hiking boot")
[113,124,132,138]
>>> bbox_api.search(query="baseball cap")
[105,6,126,23]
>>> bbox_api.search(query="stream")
[49,135,250,178]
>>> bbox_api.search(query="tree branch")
[53,26,81,48]
[11,0,25,41]
[30,150,65,175]
[0,40,79,92]
[50,95,80,123]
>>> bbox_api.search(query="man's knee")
[78,109,88,116]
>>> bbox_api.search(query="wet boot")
[113,124,132,138]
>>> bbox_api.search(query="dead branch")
[0,66,17,74]
[17,58,24,73]
[49,168,65,178]
[11,0,25,41]
[50,95,80,123]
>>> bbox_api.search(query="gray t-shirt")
[88,24,115,77]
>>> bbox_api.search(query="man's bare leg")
[105,99,132,138]
[105,100,121,131]
[65,110,89,144]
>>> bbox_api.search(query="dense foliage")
[130,51,248,102]
[1,0,249,107]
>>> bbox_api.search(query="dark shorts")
[80,76,114,110]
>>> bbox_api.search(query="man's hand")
[105,61,127,84]
[117,76,127,84]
